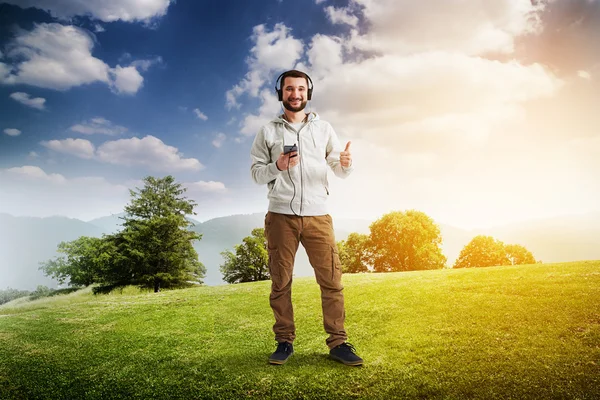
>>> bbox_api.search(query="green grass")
[1,261,599,399]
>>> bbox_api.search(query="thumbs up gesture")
[340,141,352,168]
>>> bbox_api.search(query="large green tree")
[220,228,269,284]
[369,210,446,272]
[505,244,537,265]
[120,176,205,292]
[40,176,205,293]
[337,233,371,273]
[39,236,117,287]
[453,235,510,268]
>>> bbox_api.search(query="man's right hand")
[276,151,299,170]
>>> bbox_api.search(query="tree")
[120,176,206,292]
[337,233,371,273]
[369,210,446,272]
[0,288,31,305]
[39,236,116,287]
[39,176,206,293]
[505,244,537,265]
[453,235,509,268]
[220,228,270,284]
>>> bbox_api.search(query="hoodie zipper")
[298,130,303,215]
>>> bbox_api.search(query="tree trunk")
[154,280,160,293]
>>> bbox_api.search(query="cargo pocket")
[331,246,342,281]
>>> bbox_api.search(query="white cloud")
[109,65,144,95]
[2,165,66,183]
[130,56,163,72]
[240,88,281,136]
[0,23,147,94]
[212,133,226,148]
[307,34,343,78]
[4,128,21,136]
[1,0,173,23]
[315,0,327,3]
[0,24,110,90]
[347,0,543,56]
[194,109,208,121]
[0,166,130,220]
[311,52,561,150]
[41,138,96,159]
[9,92,46,110]
[70,117,128,135]
[325,6,359,27]
[187,181,227,193]
[578,70,591,80]
[39,134,204,172]
[94,24,105,33]
[28,151,39,158]
[96,136,204,171]
[226,23,303,109]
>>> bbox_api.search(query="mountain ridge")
[1,211,599,290]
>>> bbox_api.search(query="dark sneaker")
[329,343,363,366]
[269,342,294,365]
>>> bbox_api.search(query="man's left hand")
[340,141,352,168]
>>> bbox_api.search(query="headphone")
[275,70,313,101]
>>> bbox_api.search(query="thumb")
[344,141,352,152]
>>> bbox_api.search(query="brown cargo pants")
[264,211,347,349]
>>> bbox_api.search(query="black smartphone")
[283,144,298,154]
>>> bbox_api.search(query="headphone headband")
[275,70,313,101]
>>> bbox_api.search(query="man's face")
[281,76,309,112]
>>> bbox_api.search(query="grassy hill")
[1,261,599,399]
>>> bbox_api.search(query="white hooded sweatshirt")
[250,112,353,216]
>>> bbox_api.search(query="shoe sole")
[269,353,293,365]
[329,354,363,366]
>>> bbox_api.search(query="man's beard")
[283,99,307,112]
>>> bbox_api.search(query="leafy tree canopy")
[369,210,446,272]
[220,228,269,284]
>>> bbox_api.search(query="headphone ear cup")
[307,88,313,101]
[277,89,283,101]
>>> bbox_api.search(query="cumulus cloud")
[325,6,359,27]
[0,24,109,90]
[41,138,96,159]
[226,23,303,109]
[240,88,281,136]
[194,109,208,121]
[96,136,204,171]
[39,135,203,172]
[346,0,543,56]
[4,128,21,136]
[307,34,343,78]
[212,133,226,148]
[70,117,128,135]
[9,92,46,110]
[0,23,149,94]
[0,166,130,220]
[1,0,173,23]
[2,165,66,183]
[187,181,227,193]
[109,65,144,95]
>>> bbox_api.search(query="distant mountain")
[1,211,599,290]
[0,214,106,290]
[86,213,202,234]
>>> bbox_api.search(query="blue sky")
[1,0,599,229]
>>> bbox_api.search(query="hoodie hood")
[271,111,320,125]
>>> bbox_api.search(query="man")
[250,69,363,366]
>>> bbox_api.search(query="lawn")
[1,261,599,399]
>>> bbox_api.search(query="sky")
[0,0,599,230]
